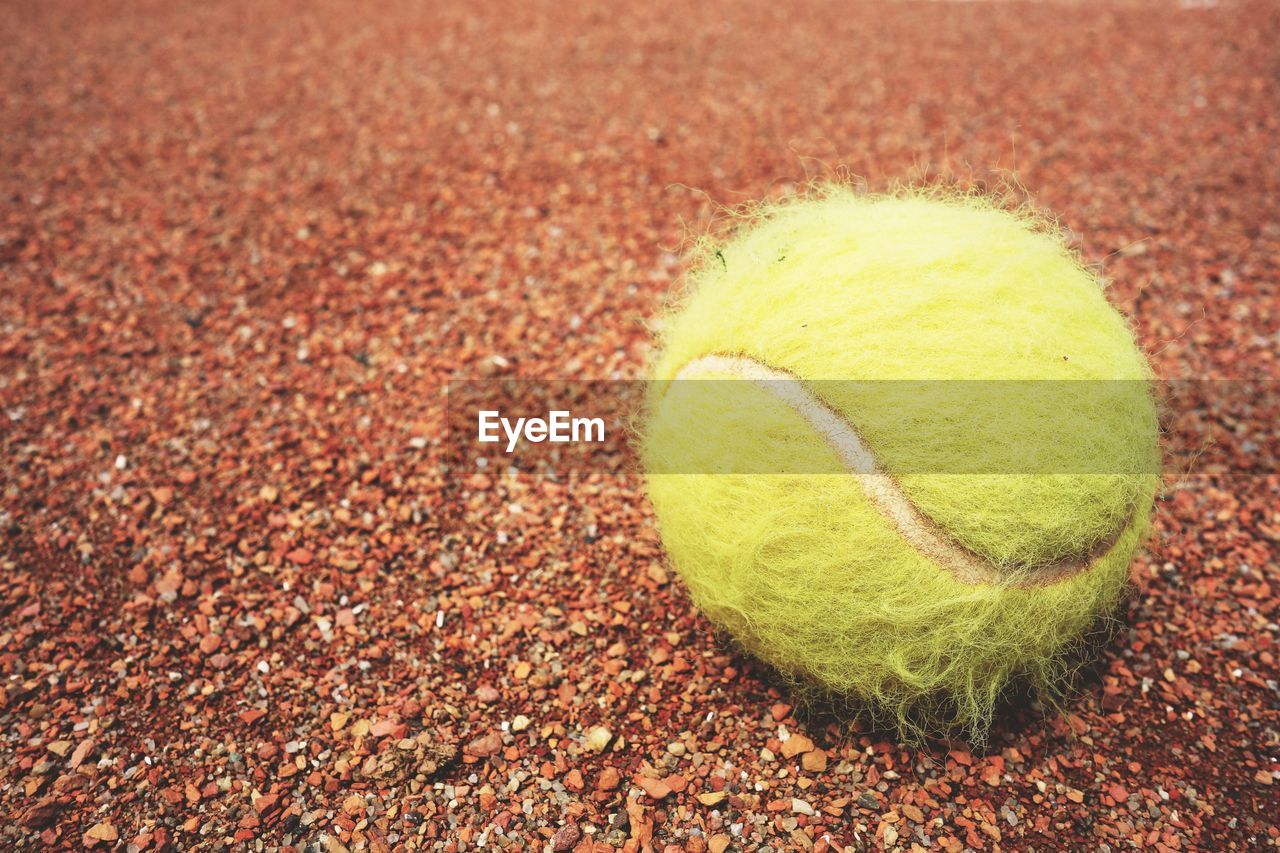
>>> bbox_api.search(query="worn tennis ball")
[641,188,1159,740]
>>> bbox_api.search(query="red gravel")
[2,0,1278,849]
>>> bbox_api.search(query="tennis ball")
[641,188,1159,740]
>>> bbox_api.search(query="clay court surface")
[2,0,1278,849]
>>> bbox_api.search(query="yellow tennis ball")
[641,188,1159,740]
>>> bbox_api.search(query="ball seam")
[669,353,1135,588]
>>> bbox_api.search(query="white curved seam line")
[672,354,999,586]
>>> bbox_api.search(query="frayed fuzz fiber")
[641,187,1159,742]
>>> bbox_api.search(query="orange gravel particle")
[635,776,673,801]
[597,767,621,791]
[781,734,815,759]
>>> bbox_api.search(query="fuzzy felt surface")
[642,188,1159,739]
